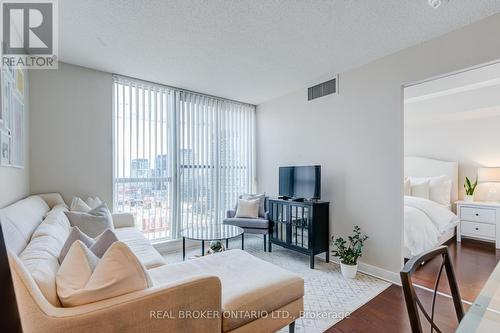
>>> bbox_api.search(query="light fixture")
[428,0,449,8]
[478,167,500,202]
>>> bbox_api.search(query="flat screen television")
[279,165,321,200]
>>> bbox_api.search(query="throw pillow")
[410,179,430,199]
[70,197,92,213]
[59,227,95,263]
[86,196,103,210]
[409,176,452,206]
[59,227,120,263]
[235,198,260,218]
[91,229,119,258]
[238,193,266,217]
[56,241,151,307]
[64,203,114,238]
[404,178,411,196]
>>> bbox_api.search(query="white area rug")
[162,235,390,333]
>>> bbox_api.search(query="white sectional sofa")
[1,193,304,333]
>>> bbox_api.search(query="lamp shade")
[478,167,500,182]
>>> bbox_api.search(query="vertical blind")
[113,76,255,240]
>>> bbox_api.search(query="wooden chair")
[400,246,464,333]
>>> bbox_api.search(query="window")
[113,76,255,240]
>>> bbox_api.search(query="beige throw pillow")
[56,241,151,307]
[70,197,92,212]
[235,199,260,218]
[86,197,103,209]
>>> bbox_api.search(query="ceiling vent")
[308,76,338,101]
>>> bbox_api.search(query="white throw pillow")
[410,179,430,199]
[409,176,452,206]
[70,197,92,213]
[404,178,411,196]
[235,199,260,218]
[56,241,151,307]
[86,197,103,209]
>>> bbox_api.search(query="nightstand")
[456,201,500,249]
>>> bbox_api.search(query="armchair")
[223,198,271,251]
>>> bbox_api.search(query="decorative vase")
[464,195,474,202]
[340,262,358,279]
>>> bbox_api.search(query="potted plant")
[331,226,368,279]
[464,177,478,202]
[208,240,224,254]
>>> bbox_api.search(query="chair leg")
[289,321,295,333]
[264,234,267,252]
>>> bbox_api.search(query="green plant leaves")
[464,176,478,195]
[331,225,368,265]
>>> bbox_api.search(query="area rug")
[162,235,390,333]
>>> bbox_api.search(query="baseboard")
[329,257,401,285]
[154,237,401,285]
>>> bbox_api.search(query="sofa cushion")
[148,249,304,332]
[0,196,50,254]
[18,204,71,307]
[56,241,152,307]
[114,227,166,269]
[223,218,269,229]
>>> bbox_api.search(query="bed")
[404,156,460,258]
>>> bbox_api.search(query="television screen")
[279,165,321,199]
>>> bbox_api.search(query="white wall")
[29,63,113,205]
[405,112,500,202]
[0,71,30,208]
[256,14,500,277]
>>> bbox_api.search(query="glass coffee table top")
[181,224,244,241]
[181,224,245,260]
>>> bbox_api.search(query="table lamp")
[478,167,500,202]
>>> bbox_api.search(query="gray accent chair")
[223,200,270,251]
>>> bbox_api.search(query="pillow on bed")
[410,179,430,199]
[404,178,411,196]
[409,176,452,206]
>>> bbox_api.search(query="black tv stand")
[278,196,291,200]
[268,198,330,269]
[292,198,305,202]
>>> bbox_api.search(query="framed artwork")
[15,69,24,97]
[2,72,12,131]
[11,95,23,168]
[0,70,2,126]
[6,62,14,79]
[0,131,11,166]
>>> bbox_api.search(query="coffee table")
[181,224,244,260]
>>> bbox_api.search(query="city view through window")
[113,78,255,241]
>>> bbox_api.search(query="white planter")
[464,195,474,202]
[340,263,358,279]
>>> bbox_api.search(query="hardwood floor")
[327,285,467,333]
[326,238,500,333]
[412,238,500,302]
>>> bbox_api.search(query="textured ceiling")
[59,0,500,104]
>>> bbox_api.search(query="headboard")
[404,156,458,204]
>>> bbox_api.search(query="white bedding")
[404,196,459,257]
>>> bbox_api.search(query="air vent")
[308,76,338,101]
